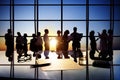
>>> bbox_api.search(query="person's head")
[44,29,49,34]
[17,32,21,36]
[73,27,77,32]
[108,29,113,35]
[90,31,95,36]
[64,30,69,35]
[32,34,36,38]
[103,29,107,34]
[24,33,27,37]
[7,29,11,33]
[57,30,61,35]
[37,32,41,36]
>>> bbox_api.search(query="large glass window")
[0,0,10,4]
[63,6,86,20]
[89,21,110,36]
[89,0,110,4]
[0,6,10,20]
[0,21,10,36]
[89,6,110,20]
[39,0,60,4]
[15,6,34,20]
[0,0,120,80]
[14,0,34,4]
[39,6,61,20]
[14,21,34,36]
[63,0,86,4]
[39,21,61,36]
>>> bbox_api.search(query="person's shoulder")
[5,33,7,36]
[70,32,74,36]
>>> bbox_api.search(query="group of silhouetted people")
[89,29,113,60]
[4,28,113,62]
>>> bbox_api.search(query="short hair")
[64,30,69,34]
[32,34,36,37]
[7,29,11,33]
[24,33,27,37]
[44,29,49,33]
[73,27,77,32]
[57,30,61,34]
[37,32,41,36]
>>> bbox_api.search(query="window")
[0,0,120,80]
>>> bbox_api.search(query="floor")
[0,50,120,80]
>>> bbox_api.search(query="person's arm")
[96,38,99,41]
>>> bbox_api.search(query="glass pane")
[0,37,12,64]
[81,37,86,51]
[89,0,110,4]
[0,37,6,51]
[0,6,10,19]
[63,6,86,20]
[14,0,34,4]
[63,21,86,51]
[15,6,34,20]
[113,37,120,50]
[89,21,110,36]
[113,50,120,64]
[114,21,120,36]
[114,0,120,4]
[0,21,10,36]
[0,0,10,4]
[39,21,61,36]
[63,0,86,4]
[0,66,10,77]
[114,66,120,80]
[39,0,60,4]
[63,21,86,35]
[89,66,110,80]
[14,66,34,79]
[114,6,120,20]
[38,71,60,80]
[64,70,86,80]
[89,6,110,20]
[14,21,34,36]
[39,6,61,20]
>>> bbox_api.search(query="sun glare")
[50,38,57,50]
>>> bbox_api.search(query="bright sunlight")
[50,38,57,51]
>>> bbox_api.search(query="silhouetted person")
[30,34,38,57]
[5,29,14,61]
[56,30,62,59]
[16,32,23,58]
[70,27,83,62]
[43,29,50,59]
[98,29,108,59]
[107,29,113,60]
[89,31,99,59]
[36,32,43,58]
[62,30,70,58]
[23,33,28,57]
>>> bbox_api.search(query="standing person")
[5,29,14,61]
[62,30,70,58]
[70,27,83,62]
[43,29,50,59]
[107,29,113,60]
[30,34,37,57]
[56,30,62,59]
[23,33,28,57]
[98,29,108,59]
[89,31,99,59]
[16,32,23,58]
[36,32,43,58]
